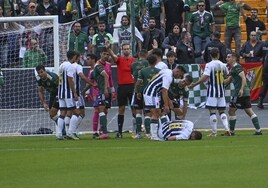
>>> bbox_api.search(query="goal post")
[0,16,61,136]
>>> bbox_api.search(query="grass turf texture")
[0,131,267,188]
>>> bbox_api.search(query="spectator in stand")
[142,17,164,51]
[215,0,251,61]
[117,15,143,55]
[166,51,177,70]
[145,0,166,30]
[25,2,39,16]
[8,0,25,16]
[66,0,92,32]
[176,31,201,64]
[125,0,145,31]
[58,0,72,23]
[240,31,264,63]
[242,8,267,41]
[66,0,92,20]
[92,21,113,59]
[68,22,89,64]
[0,6,8,67]
[106,42,136,139]
[36,0,57,15]
[203,31,227,63]
[22,39,47,68]
[161,23,181,53]
[164,0,185,35]
[87,25,96,54]
[94,0,117,34]
[184,0,210,29]
[187,0,214,64]
[257,45,268,109]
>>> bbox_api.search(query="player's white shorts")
[59,98,75,109]
[78,95,85,108]
[205,97,226,109]
[143,95,160,109]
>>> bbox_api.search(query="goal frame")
[0,15,60,72]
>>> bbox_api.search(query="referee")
[107,42,136,138]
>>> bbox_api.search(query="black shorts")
[229,96,251,109]
[97,93,112,108]
[131,93,144,110]
[117,84,134,106]
[49,95,59,109]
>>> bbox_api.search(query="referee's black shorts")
[117,84,134,106]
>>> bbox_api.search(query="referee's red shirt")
[115,56,135,85]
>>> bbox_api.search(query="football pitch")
[0,132,267,188]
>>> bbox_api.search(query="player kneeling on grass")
[157,120,202,141]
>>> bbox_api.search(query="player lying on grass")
[157,120,202,141]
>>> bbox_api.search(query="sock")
[229,116,236,132]
[160,115,168,124]
[99,112,107,134]
[92,111,99,132]
[209,113,217,134]
[77,115,83,126]
[64,116,70,135]
[118,114,124,134]
[150,119,159,138]
[251,114,261,130]
[69,115,79,134]
[132,116,136,134]
[136,113,142,133]
[57,116,65,137]
[220,112,229,131]
[144,116,151,134]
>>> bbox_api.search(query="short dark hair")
[87,54,98,62]
[176,65,187,73]
[100,47,109,53]
[185,75,193,83]
[147,54,158,65]
[138,49,148,58]
[190,131,202,140]
[151,48,163,58]
[213,31,221,39]
[166,50,176,57]
[67,50,77,60]
[35,64,45,72]
[74,51,81,57]
[98,21,106,25]
[210,48,219,58]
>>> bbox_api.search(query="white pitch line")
[1,144,268,152]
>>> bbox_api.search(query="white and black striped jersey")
[158,120,194,140]
[143,69,173,97]
[155,61,168,70]
[58,61,75,99]
[72,62,83,96]
[203,60,229,98]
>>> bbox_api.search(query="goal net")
[0,16,63,136]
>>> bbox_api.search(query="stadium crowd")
[1,0,268,139]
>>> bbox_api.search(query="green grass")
[0,131,267,188]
